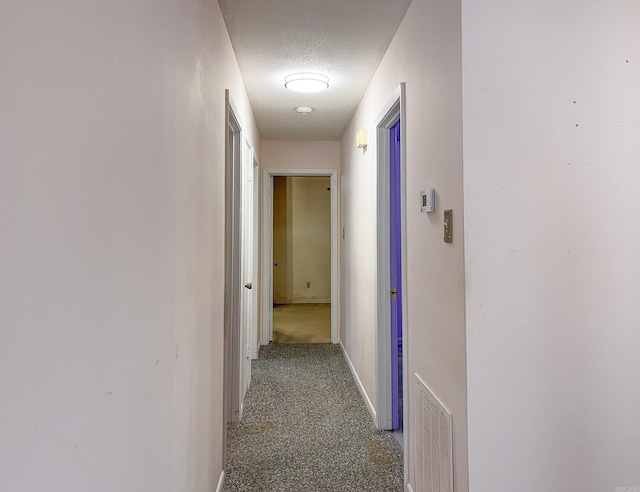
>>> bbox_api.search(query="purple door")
[389,120,403,431]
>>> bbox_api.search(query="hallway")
[224,344,403,491]
[2,0,640,491]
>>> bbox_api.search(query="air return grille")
[414,374,453,492]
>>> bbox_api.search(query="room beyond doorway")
[262,169,339,345]
[272,175,331,344]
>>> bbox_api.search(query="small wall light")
[356,129,368,149]
[285,73,329,93]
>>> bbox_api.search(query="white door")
[225,93,242,424]
[251,151,260,357]
[239,141,256,403]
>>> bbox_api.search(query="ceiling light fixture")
[296,106,313,115]
[284,73,329,93]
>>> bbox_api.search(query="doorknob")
[245,282,253,290]
[390,288,397,299]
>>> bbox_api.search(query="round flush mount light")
[296,106,313,115]
[284,73,329,93]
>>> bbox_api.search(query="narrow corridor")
[224,344,403,491]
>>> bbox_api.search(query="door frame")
[375,83,408,433]
[249,148,261,358]
[261,169,340,345]
[224,91,245,428]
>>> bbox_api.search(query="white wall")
[0,1,258,491]
[340,0,468,490]
[261,140,341,170]
[463,1,640,490]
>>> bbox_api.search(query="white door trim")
[224,91,244,428]
[250,148,261,359]
[375,83,408,435]
[262,168,339,345]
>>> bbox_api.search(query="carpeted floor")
[224,344,404,491]
[273,303,331,343]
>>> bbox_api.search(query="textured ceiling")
[219,0,412,141]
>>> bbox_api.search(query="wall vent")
[414,373,453,492]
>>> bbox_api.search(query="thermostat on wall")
[420,189,435,213]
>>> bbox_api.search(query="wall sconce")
[356,129,368,149]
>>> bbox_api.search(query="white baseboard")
[216,471,225,492]
[339,341,376,423]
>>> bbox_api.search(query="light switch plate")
[444,209,453,243]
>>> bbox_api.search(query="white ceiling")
[218,0,412,141]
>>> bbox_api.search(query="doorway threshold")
[392,430,404,451]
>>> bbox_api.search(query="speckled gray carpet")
[223,344,404,492]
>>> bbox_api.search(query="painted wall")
[463,1,640,490]
[261,140,341,171]
[340,0,468,490]
[273,176,292,302]
[0,1,259,491]
[273,177,331,303]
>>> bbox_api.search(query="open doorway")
[375,84,407,464]
[272,176,331,343]
[389,119,403,432]
[262,169,339,346]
